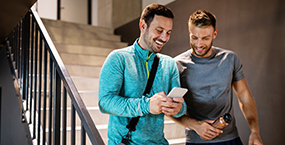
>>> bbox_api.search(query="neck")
[138,38,152,53]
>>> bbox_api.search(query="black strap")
[126,55,159,132]
[143,55,159,95]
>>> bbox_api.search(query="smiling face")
[138,15,173,53]
[189,23,217,58]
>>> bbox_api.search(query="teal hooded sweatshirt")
[99,40,187,145]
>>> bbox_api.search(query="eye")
[167,31,171,35]
[156,28,163,34]
[191,36,198,40]
[203,37,210,40]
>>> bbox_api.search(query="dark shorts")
[186,137,243,145]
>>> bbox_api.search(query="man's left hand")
[162,97,184,115]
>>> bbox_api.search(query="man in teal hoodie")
[99,4,187,145]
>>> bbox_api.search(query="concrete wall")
[98,0,142,28]
[115,0,285,144]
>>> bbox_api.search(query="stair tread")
[42,18,114,34]
[60,53,106,66]
[56,44,114,56]
[52,37,127,49]
[48,31,121,42]
[168,138,186,144]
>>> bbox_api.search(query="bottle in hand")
[202,113,232,140]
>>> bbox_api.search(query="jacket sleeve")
[98,51,150,117]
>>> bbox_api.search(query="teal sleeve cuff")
[139,96,150,116]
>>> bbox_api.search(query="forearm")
[167,115,201,130]
[233,78,261,134]
[99,94,150,117]
[239,93,260,134]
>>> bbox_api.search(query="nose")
[159,32,169,42]
[197,40,204,48]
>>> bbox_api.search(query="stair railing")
[6,7,104,145]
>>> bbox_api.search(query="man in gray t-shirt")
[169,10,263,145]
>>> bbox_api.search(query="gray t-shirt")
[174,47,245,143]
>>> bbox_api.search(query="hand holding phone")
[167,87,188,98]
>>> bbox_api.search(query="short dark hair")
[140,4,174,27]
[189,10,216,29]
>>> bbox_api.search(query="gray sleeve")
[232,52,245,82]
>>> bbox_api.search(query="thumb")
[157,91,167,96]
[205,120,215,124]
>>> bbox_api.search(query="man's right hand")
[194,120,223,140]
[149,91,172,114]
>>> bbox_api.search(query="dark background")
[115,0,285,144]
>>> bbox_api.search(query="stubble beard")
[190,41,213,57]
[142,29,162,53]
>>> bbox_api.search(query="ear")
[139,20,147,33]
[213,29,218,39]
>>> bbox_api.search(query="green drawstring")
[146,53,153,79]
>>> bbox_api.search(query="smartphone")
[167,87,188,98]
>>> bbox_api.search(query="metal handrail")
[6,7,104,145]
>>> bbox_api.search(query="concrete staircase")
[42,19,186,145]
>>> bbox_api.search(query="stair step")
[39,107,108,127]
[42,18,114,35]
[168,138,186,145]
[52,35,127,49]
[70,125,108,145]
[46,27,121,42]
[79,91,99,107]
[65,64,101,78]
[164,121,186,140]
[60,53,106,66]
[55,44,114,57]
[35,90,98,109]
[72,76,99,91]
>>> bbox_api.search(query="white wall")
[36,0,98,26]
[92,0,98,26]
[61,0,88,24]
[36,0,57,20]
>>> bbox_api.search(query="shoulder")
[157,53,177,68]
[213,47,241,65]
[157,53,174,62]
[174,50,191,60]
[108,45,135,59]
[174,50,191,66]
[214,47,238,56]
[111,45,134,55]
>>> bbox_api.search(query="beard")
[142,28,165,53]
[190,41,213,57]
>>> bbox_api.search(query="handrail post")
[53,69,61,145]
[42,43,48,145]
